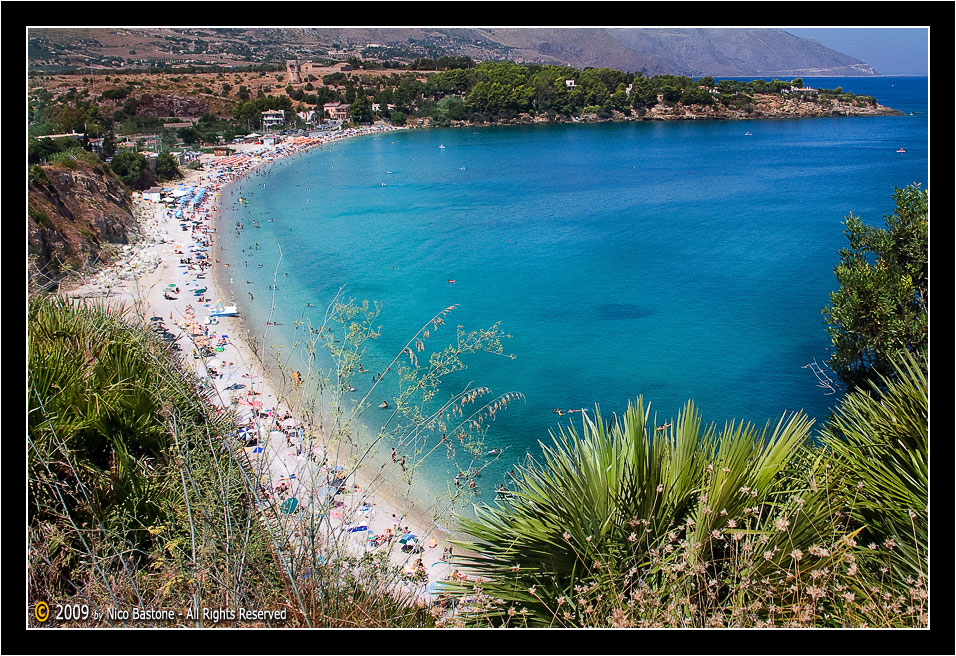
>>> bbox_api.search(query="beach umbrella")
[347,524,369,532]
[399,533,417,545]
[280,497,299,514]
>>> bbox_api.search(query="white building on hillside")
[262,110,285,128]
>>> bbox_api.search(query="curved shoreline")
[204,127,478,573]
[209,131,473,544]
[68,124,477,607]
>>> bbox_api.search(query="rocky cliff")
[28,161,139,291]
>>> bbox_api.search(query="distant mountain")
[604,28,877,77]
[454,28,876,76]
[28,27,878,77]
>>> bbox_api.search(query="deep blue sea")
[218,76,927,508]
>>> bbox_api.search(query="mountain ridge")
[29,27,878,77]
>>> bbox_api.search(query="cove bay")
[219,76,927,507]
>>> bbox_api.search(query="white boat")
[208,301,239,317]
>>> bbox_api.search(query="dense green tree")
[680,85,715,106]
[108,150,153,190]
[101,132,117,159]
[349,97,373,124]
[177,126,199,145]
[29,137,76,165]
[155,151,180,181]
[437,95,465,121]
[100,87,130,101]
[822,184,928,389]
[314,85,337,106]
[629,76,659,112]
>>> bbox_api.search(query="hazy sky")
[783,28,928,76]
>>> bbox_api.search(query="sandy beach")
[66,125,469,608]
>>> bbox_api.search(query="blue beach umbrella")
[347,524,369,532]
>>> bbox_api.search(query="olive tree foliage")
[822,184,928,390]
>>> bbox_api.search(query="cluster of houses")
[260,103,351,130]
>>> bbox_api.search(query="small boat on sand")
[208,301,239,317]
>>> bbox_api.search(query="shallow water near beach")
[217,77,927,512]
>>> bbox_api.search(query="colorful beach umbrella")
[399,533,417,545]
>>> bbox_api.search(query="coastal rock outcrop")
[446,93,901,128]
[127,94,209,118]
[28,161,139,291]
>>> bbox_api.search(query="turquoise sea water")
[218,77,927,507]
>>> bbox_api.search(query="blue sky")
[783,28,928,75]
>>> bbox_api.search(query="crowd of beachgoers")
[66,123,473,610]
